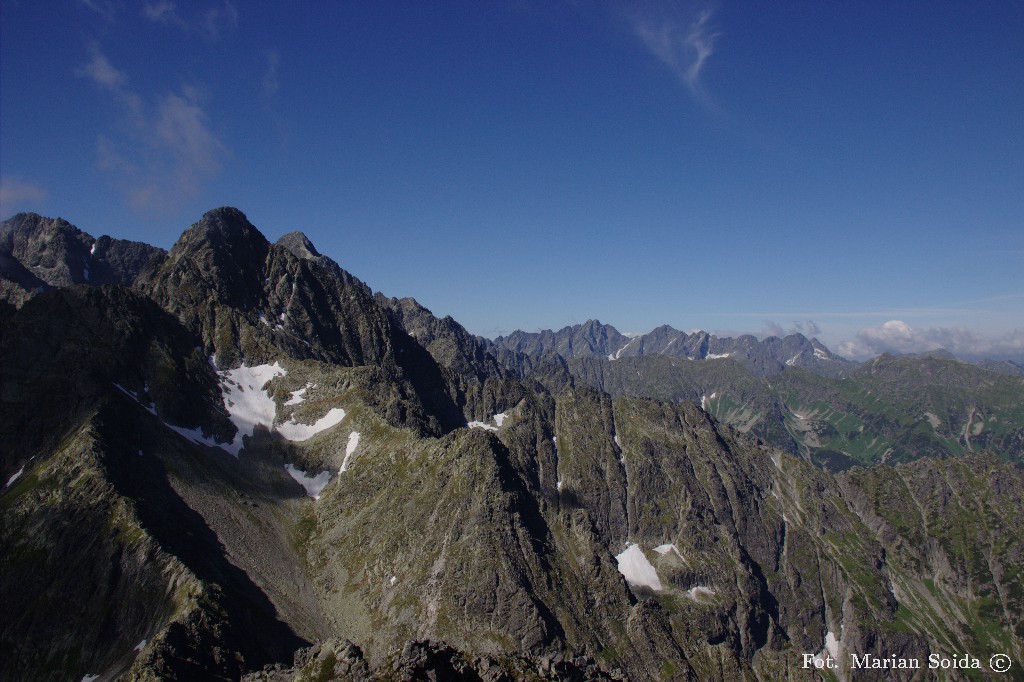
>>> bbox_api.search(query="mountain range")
[1,208,1021,681]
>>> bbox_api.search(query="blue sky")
[2,1,1022,359]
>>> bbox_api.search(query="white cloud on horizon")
[838,320,1024,360]
[77,47,227,214]
[627,2,720,100]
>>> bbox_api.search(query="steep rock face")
[375,294,504,382]
[0,213,95,287]
[0,242,48,306]
[1,415,205,681]
[0,285,233,477]
[373,294,545,425]
[569,354,798,456]
[134,207,463,435]
[0,213,164,305]
[593,397,930,681]
[293,383,953,681]
[0,287,314,681]
[839,454,1024,670]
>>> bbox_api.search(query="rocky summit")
[1,208,1022,682]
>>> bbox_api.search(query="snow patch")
[284,464,331,499]
[219,363,286,455]
[163,422,224,450]
[706,352,730,359]
[339,431,361,473]
[556,480,563,491]
[812,631,840,668]
[700,394,707,410]
[612,337,637,361]
[114,382,225,450]
[284,386,308,406]
[614,433,622,449]
[278,408,347,441]
[813,347,829,361]
[5,466,25,488]
[615,543,662,591]
[493,412,509,426]
[785,353,800,366]
[81,676,99,682]
[685,586,715,600]
[134,639,146,652]
[653,543,684,560]
[389,576,397,586]
[467,421,498,432]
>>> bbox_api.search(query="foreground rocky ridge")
[1,208,1022,681]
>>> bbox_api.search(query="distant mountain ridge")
[491,320,853,378]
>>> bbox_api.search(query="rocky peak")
[276,231,321,260]
[154,207,271,311]
[173,207,267,255]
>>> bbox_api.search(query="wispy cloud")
[838,320,1024,360]
[142,0,238,40]
[0,177,47,216]
[761,319,822,339]
[77,47,227,213]
[76,45,131,91]
[76,0,117,22]
[627,2,720,101]
[202,0,238,39]
[143,0,186,28]
[262,50,280,97]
